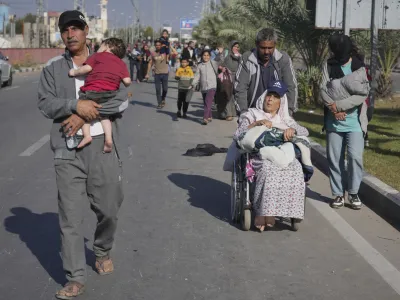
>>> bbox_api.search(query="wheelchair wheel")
[230,161,241,223]
[291,218,301,231]
[241,209,251,231]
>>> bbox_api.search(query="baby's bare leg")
[77,123,93,148]
[100,118,113,153]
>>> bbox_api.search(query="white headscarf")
[240,89,295,130]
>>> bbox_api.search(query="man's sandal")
[55,281,85,299]
[254,216,265,232]
[95,256,114,276]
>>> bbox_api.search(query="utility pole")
[342,0,351,36]
[36,0,45,48]
[2,14,5,37]
[369,0,379,108]
[157,1,160,38]
[153,0,157,42]
[74,0,85,15]
[129,0,140,43]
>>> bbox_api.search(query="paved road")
[392,72,400,93]
[1,72,400,300]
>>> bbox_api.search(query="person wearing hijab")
[140,44,151,81]
[234,81,309,232]
[320,34,369,210]
[218,41,242,120]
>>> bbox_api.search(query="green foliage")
[376,31,400,98]
[235,0,331,68]
[194,0,331,68]
[377,44,399,98]
[350,30,371,62]
[23,13,37,23]
[142,26,154,39]
[296,66,323,105]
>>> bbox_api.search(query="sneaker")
[156,104,162,109]
[182,113,187,119]
[349,194,362,210]
[330,196,344,209]
[177,111,182,118]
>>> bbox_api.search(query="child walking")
[175,58,194,118]
[69,37,131,152]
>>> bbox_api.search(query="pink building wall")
[1,48,65,65]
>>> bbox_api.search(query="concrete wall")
[1,48,65,65]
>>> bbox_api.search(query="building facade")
[48,11,62,46]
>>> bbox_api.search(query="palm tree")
[232,0,331,68]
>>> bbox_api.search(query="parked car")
[0,51,13,87]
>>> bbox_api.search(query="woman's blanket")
[236,126,313,181]
[320,67,370,104]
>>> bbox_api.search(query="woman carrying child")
[320,34,369,210]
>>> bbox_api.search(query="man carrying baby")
[38,10,128,299]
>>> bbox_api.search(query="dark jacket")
[181,47,196,66]
[38,48,128,160]
[222,40,241,74]
[234,49,298,113]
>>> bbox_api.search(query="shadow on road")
[157,109,201,124]
[3,207,95,285]
[306,187,332,204]
[141,91,176,101]
[130,99,157,108]
[168,173,231,224]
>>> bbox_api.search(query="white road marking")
[19,135,50,157]
[2,86,19,91]
[308,197,400,295]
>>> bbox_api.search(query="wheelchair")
[230,153,303,232]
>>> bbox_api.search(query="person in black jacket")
[127,45,142,82]
[181,41,197,67]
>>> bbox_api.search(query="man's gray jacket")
[38,49,129,160]
[234,49,298,113]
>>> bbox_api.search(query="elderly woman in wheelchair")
[228,81,313,232]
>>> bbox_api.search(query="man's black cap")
[58,10,87,30]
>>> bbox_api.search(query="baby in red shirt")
[69,37,131,152]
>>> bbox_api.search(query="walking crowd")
[37,9,371,299]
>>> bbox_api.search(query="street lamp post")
[120,12,124,41]
[111,9,115,36]
[127,16,132,44]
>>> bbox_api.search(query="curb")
[14,65,44,74]
[310,140,400,226]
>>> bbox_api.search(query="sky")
[7,0,204,32]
